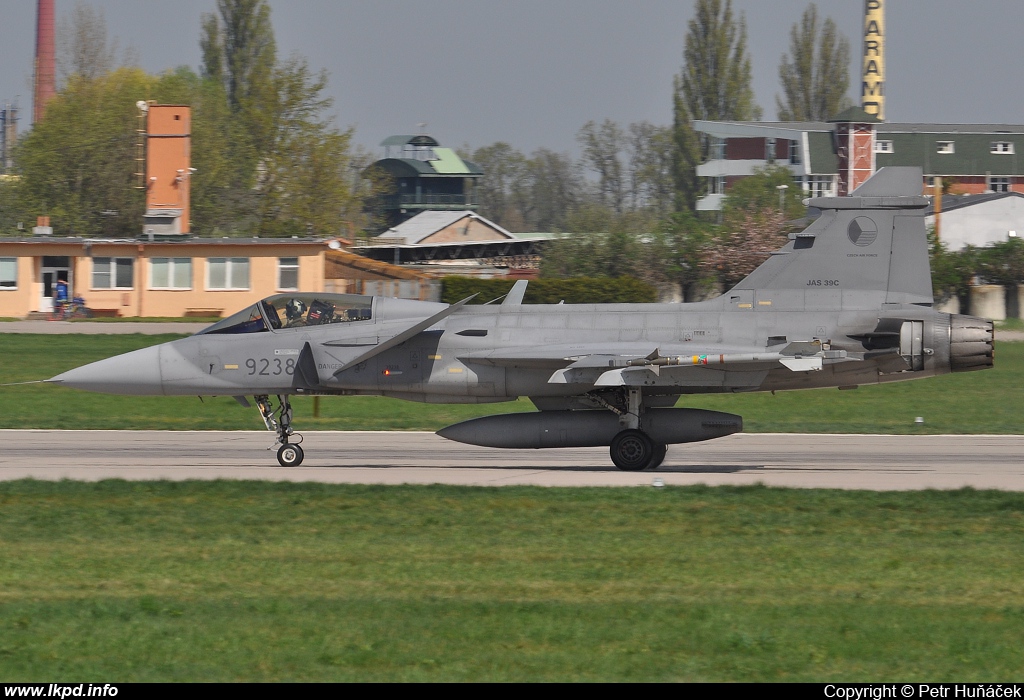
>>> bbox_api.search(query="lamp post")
[776,184,789,214]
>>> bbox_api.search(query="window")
[875,140,894,153]
[150,258,192,289]
[765,138,776,163]
[708,176,726,195]
[92,257,134,289]
[708,137,726,160]
[278,258,299,290]
[937,141,955,154]
[0,258,15,289]
[789,140,801,165]
[207,257,250,290]
[802,176,835,198]
[989,177,1011,193]
[992,142,1015,154]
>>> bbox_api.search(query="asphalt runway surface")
[2,430,1023,490]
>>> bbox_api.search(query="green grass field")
[0,481,1022,681]
[0,333,1020,433]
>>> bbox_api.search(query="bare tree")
[577,119,625,214]
[525,149,582,232]
[56,2,135,84]
[471,142,529,229]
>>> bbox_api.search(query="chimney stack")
[33,0,56,123]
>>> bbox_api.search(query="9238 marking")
[245,358,296,376]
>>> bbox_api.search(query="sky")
[1,0,1022,156]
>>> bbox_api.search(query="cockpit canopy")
[197,293,373,335]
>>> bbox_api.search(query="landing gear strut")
[256,394,304,467]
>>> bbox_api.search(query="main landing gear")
[595,387,669,472]
[609,431,667,471]
[256,394,304,467]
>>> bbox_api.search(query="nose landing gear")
[256,394,304,467]
[277,442,304,468]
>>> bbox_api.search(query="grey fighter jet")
[49,168,994,470]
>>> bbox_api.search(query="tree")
[523,148,582,232]
[701,209,790,289]
[202,1,276,112]
[196,1,361,236]
[199,12,225,87]
[470,142,528,229]
[929,231,975,304]
[677,0,761,124]
[625,121,674,214]
[977,239,1024,287]
[13,68,153,236]
[671,81,703,212]
[56,2,134,84]
[721,164,806,222]
[776,3,852,121]
[653,210,719,300]
[250,57,360,237]
[201,0,278,160]
[577,119,625,214]
[673,0,761,211]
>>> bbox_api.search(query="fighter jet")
[49,167,994,470]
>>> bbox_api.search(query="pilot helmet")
[285,298,307,319]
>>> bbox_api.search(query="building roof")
[378,211,514,245]
[380,134,440,147]
[829,106,882,123]
[368,151,484,179]
[693,120,832,138]
[806,131,836,175]
[696,121,1024,136]
[880,124,1024,134]
[325,250,433,280]
[927,191,1024,216]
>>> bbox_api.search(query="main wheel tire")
[647,443,668,470]
[610,430,655,471]
[277,443,304,467]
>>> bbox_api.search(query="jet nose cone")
[49,344,165,395]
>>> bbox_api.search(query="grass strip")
[0,481,1022,681]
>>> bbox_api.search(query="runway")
[1,430,1023,490]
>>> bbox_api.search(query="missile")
[436,408,742,449]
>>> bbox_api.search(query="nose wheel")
[256,394,305,467]
[277,443,304,467]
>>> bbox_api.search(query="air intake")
[949,315,994,372]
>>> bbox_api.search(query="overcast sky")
[1,0,1022,155]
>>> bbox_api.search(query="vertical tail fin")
[733,167,933,309]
